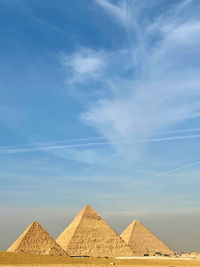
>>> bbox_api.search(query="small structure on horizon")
[120,219,174,256]
[7,221,68,256]
[56,205,135,258]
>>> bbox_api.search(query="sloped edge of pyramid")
[120,219,136,245]
[57,205,135,257]
[121,219,174,256]
[7,222,37,253]
[56,206,86,252]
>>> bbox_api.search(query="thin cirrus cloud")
[72,0,200,159]
[62,48,106,85]
[94,0,131,27]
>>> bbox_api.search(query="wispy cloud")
[47,147,99,164]
[78,0,200,159]
[94,0,131,27]
[62,48,106,84]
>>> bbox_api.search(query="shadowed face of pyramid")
[56,205,134,257]
[120,220,174,256]
[7,221,68,256]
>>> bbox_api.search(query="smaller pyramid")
[120,220,174,256]
[7,221,68,256]
[45,246,65,256]
[56,205,135,258]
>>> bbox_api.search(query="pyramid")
[45,246,66,256]
[7,221,68,256]
[56,205,134,258]
[120,219,174,256]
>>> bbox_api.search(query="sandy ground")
[1,251,200,267]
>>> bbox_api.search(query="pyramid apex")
[134,219,141,223]
[29,221,43,229]
[32,221,40,225]
[125,219,138,227]
[81,204,97,213]
[80,204,100,219]
[129,219,142,228]
[84,204,92,209]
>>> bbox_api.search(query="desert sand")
[1,251,200,266]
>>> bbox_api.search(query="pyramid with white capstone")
[56,205,135,257]
[120,219,174,256]
[7,221,68,256]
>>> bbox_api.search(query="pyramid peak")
[133,219,142,225]
[32,221,40,226]
[128,219,144,230]
[79,205,101,220]
[29,221,45,230]
[125,219,140,229]
[134,219,140,223]
[84,204,93,210]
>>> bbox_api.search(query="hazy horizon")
[0,0,200,252]
[1,205,200,252]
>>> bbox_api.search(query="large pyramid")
[56,205,134,258]
[120,219,174,256]
[7,221,68,256]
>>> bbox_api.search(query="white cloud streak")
[161,127,200,134]
[1,134,200,155]
[137,159,200,185]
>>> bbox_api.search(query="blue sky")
[1,0,200,251]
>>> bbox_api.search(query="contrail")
[0,136,108,149]
[0,141,118,155]
[141,134,200,143]
[159,127,200,134]
[2,127,200,150]
[1,133,200,155]
[136,160,200,185]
